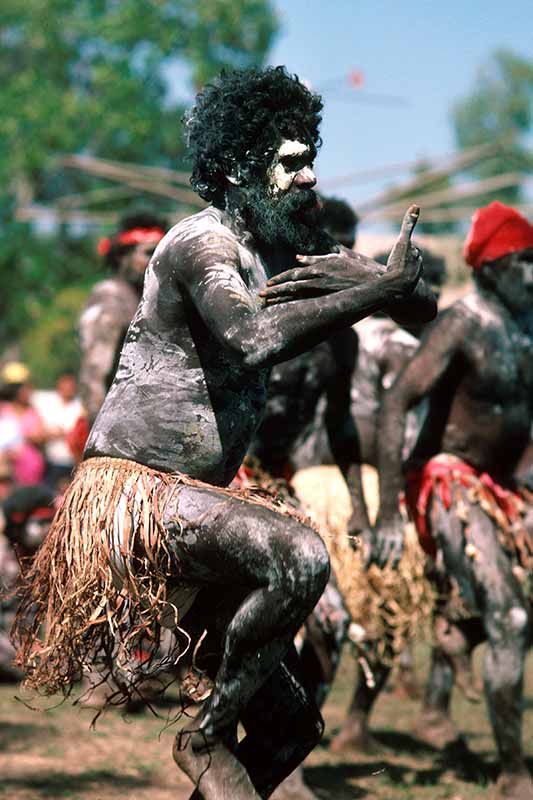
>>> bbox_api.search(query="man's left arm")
[262,246,437,325]
[324,329,373,542]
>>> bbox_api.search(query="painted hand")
[259,249,379,305]
[259,205,421,306]
[370,518,405,569]
[384,205,422,296]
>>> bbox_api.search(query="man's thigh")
[429,490,526,615]
[163,484,327,588]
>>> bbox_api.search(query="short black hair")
[185,66,323,208]
[105,209,168,270]
[321,196,359,232]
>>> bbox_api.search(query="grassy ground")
[0,646,532,799]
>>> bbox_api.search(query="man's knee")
[290,526,330,605]
[487,604,529,644]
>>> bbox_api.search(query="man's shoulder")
[452,290,500,330]
[83,277,136,307]
[162,207,239,254]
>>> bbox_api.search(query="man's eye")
[282,158,307,171]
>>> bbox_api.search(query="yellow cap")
[1,362,31,385]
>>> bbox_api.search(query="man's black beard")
[239,184,334,255]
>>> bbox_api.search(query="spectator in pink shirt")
[0,363,46,486]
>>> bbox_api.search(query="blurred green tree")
[0,0,278,380]
[452,49,533,205]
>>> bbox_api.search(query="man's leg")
[427,494,532,799]
[412,646,460,747]
[166,486,329,796]
[237,646,324,798]
[329,655,391,754]
[299,570,351,708]
[270,572,350,799]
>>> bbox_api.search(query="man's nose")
[293,167,316,188]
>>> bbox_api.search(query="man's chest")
[465,320,533,400]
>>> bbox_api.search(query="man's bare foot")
[330,710,384,755]
[493,769,533,800]
[173,729,260,800]
[270,766,319,800]
[411,708,459,749]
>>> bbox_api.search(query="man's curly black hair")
[185,66,323,208]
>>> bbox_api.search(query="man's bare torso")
[410,289,533,478]
[86,208,271,485]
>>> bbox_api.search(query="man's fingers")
[261,280,326,300]
[261,281,307,298]
[266,266,315,286]
[397,204,420,245]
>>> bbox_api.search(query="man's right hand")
[369,517,405,569]
[385,205,423,297]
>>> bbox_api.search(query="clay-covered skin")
[86,206,426,485]
[377,281,533,544]
[374,250,533,795]
[249,328,358,478]
[83,200,428,796]
[79,277,140,426]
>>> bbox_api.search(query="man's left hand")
[260,250,381,305]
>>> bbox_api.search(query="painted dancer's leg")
[428,494,532,799]
[166,486,329,798]
[412,646,460,748]
[299,570,351,708]
[236,646,324,798]
[271,574,350,800]
[186,635,323,799]
[330,654,391,754]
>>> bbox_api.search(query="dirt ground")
[0,646,532,800]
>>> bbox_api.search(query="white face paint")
[267,139,316,196]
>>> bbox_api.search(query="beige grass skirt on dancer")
[12,456,318,702]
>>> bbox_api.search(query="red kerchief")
[463,201,533,270]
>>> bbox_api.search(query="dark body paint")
[375,257,533,797]
[83,203,432,799]
[248,329,356,711]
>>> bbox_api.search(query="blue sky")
[268,0,532,209]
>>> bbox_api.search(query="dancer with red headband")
[79,210,167,427]
[372,201,533,800]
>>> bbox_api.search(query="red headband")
[97,227,165,256]
[10,507,55,525]
[463,201,533,270]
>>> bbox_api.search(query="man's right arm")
[78,298,126,426]
[373,307,468,566]
[178,209,423,370]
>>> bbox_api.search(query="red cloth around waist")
[232,460,294,488]
[405,454,522,558]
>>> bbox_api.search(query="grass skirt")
[293,466,435,664]
[12,456,316,703]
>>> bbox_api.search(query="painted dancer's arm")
[324,329,372,547]
[79,295,126,426]
[261,211,436,326]
[179,207,424,370]
[373,307,468,567]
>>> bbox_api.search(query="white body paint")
[268,139,316,195]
